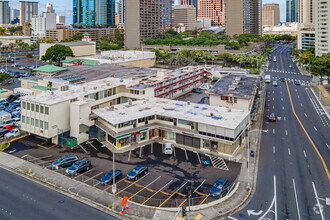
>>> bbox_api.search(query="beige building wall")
[225,0,243,36]
[173,5,196,30]
[117,58,156,68]
[315,0,330,56]
[262,3,280,27]
[298,0,315,24]
[198,0,224,26]
[70,44,96,57]
[124,0,140,49]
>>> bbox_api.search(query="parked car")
[210,179,230,198]
[0,105,6,111]
[163,143,174,155]
[288,65,293,68]
[0,100,9,106]
[12,117,21,124]
[5,103,20,113]
[21,72,30,77]
[3,124,15,130]
[11,112,21,119]
[192,88,202,94]
[19,66,26,70]
[294,80,300,85]
[4,128,20,139]
[272,81,278,86]
[65,158,91,175]
[127,166,148,181]
[269,113,276,122]
[100,170,123,184]
[6,94,20,103]
[280,78,285,82]
[11,63,18,67]
[0,128,9,138]
[52,154,79,169]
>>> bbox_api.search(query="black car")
[0,105,6,111]
[192,88,202,94]
[51,154,79,169]
[0,100,9,107]
[294,80,300,85]
[6,94,20,103]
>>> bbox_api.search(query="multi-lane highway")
[0,166,120,220]
[230,45,329,219]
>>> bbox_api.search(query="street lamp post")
[113,148,115,194]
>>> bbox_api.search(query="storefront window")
[117,136,131,147]
[149,129,158,138]
[139,132,147,141]
[167,132,176,141]
[203,139,210,149]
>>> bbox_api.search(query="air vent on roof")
[93,86,97,90]
[83,87,87,92]
[106,82,110,86]
[120,79,124,82]
[60,85,69,91]
[232,80,239,85]
[228,108,231,112]
[187,101,190,105]
[229,85,236,90]
[210,112,214,118]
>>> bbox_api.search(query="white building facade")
[31,3,56,37]
[315,0,330,56]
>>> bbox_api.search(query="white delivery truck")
[265,75,271,83]
[0,110,11,125]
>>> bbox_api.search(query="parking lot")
[6,136,241,208]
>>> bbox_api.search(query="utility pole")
[113,148,116,194]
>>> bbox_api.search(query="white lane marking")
[83,172,103,183]
[195,179,206,191]
[292,179,301,220]
[286,130,288,135]
[298,95,300,98]
[303,150,307,158]
[309,87,330,120]
[304,113,307,117]
[312,182,325,220]
[273,146,275,153]
[280,91,282,94]
[273,106,274,109]
[288,148,291,155]
[228,217,238,220]
[326,143,329,150]
[273,98,274,101]
[314,126,318,131]
[273,129,275,134]
[301,103,303,107]
[281,98,283,101]
[282,106,284,110]
[284,117,286,120]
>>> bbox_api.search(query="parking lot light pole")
[113,147,115,194]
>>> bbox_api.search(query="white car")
[272,81,278,86]
[5,128,20,139]
[19,66,26,70]
[163,143,174,155]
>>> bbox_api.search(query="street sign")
[112,184,117,194]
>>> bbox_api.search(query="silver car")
[272,81,278,86]
[163,143,174,155]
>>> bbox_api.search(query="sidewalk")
[310,84,330,116]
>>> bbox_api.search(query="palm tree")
[47,81,53,90]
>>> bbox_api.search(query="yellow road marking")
[195,214,203,220]
[115,181,137,196]
[196,191,206,196]
[286,80,330,181]
[129,184,153,200]
[177,190,206,207]
[199,194,209,205]
[37,144,50,149]
[178,198,187,208]
[103,178,126,191]
[177,192,185,197]
[37,143,57,149]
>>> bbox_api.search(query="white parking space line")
[228,217,238,220]
[86,141,97,150]
[284,116,286,120]
[144,176,162,188]
[194,151,201,164]
[195,179,206,192]
[282,106,284,110]
[273,98,274,101]
[326,143,329,150]
[292,179,301,220]
[304,113,307,117]
[128,150,132,161]
[273,129,275,134]
[288,148,291,155]
[301,103,303,107]
[314,126,318,131]
[78,144,87,153]
[286,130,288,136]
[273,146,275,153]
[303,150,307,158]
[74,169,94,179]
[182,148,188,160]
[312,182,325,220]
[173,147,176,157]
[298,95,300,99]
[28,155,53,162]
[281,98,283,101]
[84,172,103,183]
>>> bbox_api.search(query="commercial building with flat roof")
[173,5,196,31]
[20,1,38,25]
[39,41,96,60]
[124,0,173,49]
[20,65,211,145]
[46,28,120,42]
[262,3,280,27]
[93,98,250,155]
[207,74,260,111]
[197,0,225,27]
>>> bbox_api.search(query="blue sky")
[9,0,286,25]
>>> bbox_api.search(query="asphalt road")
[0,166,120,220]
[229,45,329,219]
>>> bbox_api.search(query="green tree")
[47,81,53,90]
[310,53,330,78]
[42,44,74,62]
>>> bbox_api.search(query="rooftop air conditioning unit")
[93,86,97,90]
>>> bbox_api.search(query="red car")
[4,124,16,130]
[269,113,276,122]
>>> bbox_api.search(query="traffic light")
[186,186,190,198]
[182,206,187,217]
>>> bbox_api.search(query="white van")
[265,75,271,83]
[163,143,174,155]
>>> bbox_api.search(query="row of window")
[221,96,238,103]
[22,102,49,114]
[198,131,234,142]
[22,116,48,130]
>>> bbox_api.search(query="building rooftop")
[93,98,250,129]
[33,65,67,73]
[58,41,95,47]
[208,74,260,99]
[21,77,138,105]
